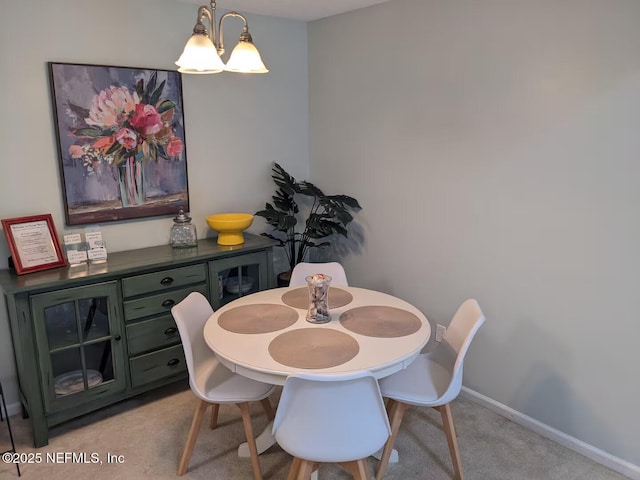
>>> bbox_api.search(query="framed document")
[1,214,66,275]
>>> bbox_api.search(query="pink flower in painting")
[130,104,163,136]
[85,86,138,128]
[166,136,184,157]
[69,144,84,158]
[115,128,138,150]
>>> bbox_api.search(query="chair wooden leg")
[437,403,464,480]
[237,402,264,480]
[295,459,315,480]
[209,403,220,429]
[376,399,409,480]
[177,399,209,476]
[340,459,370,480]
[260,397,275,420]
[287,457,303,480]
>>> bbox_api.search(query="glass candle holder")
[170,209,197,248]
[306,274,332,323]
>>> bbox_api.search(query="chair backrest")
[430,298,485,404]
[171,292,214,395]
[289,262,349,287]
[272,371,390,463]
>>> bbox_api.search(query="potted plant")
[255,163,362,285]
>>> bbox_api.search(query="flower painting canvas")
[49,62,189,225]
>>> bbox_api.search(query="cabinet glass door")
[209,252,269,309]
[32,282,125,412]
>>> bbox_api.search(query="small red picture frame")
[1,214,66,275]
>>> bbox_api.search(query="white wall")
[0,0,308,405]
[309,0,640,469]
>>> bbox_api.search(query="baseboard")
[461,387,640,480]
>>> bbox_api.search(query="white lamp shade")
[175,34,225,74]
[224,40,269,73]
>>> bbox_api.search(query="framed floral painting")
[48,62,189,225]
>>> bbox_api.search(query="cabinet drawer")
[130,344,186,388]
[127,314,181,355]
[122,264,207,298]
[123,285,207,322]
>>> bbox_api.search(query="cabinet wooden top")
[0,234,276,295]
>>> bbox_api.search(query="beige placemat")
[268,328,359,369]
[339,306,422,338]
[218,304,298,334]
[281,287,354,309]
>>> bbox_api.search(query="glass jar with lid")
[170,209,197,248]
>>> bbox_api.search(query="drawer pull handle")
[160,277,174,285]
[162,299,175,308]
[164,327,178,335]
[167,358,180,367]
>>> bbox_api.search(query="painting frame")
[48,62,189,226]
[1,214,66,275]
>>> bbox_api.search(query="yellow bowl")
[206,213,254,245]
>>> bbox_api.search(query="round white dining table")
[203,285,431,462]
[204,286,431,386]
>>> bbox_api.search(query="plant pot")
[277,271,291,287]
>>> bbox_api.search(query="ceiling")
[176,0,392,22]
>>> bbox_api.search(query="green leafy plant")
[255,163,362,272]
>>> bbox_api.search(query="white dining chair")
[289,261,349,287]
[375,299,486,480]
[171,292,276,480]
[272,371,391,479]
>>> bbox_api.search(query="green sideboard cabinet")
[0,235,275,447]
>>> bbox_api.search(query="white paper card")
[64,233,83,245]
[85,231,103,249]
[87,246,108,261]
[67,249,88,264]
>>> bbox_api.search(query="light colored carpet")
[0,380,630,479]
